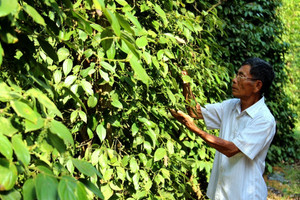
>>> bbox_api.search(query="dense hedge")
[0,0,297,199]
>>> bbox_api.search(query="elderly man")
[170,57,276,199]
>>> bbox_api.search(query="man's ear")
[254,80,263,93]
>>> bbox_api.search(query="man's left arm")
[170,109,240,157]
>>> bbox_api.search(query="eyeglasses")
[234,74,259,81]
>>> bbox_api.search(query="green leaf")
[0,117,18,136]
[81,80,94,96]
[0,158,18,191]
[23,179,36,200]
[131,123,138,136]
[26,88,63,119]
[166,140,174,154]
[154,4,168,27]
[0,0,18,17]
[129,157,139,173]
[78,110,87,123]
[53,70,62,84]
[37,38,58,62]
[0,188,21,200]
[58,176,77,200]
[12,134,30,166]
[80,66,96,78]
[72,159,102,178]
[100,70,109,82]
[76,182,88,200]
[100,28,114,51]
[93,0,105,10]
[71,11,92,35]
[48,132,66,154]
[10,100,38,123]
[35,173,58,200]
[0,134,13,160]
[121,32,140,58]
[100,61,115,73]
[101,184,113,200]
[62,87,87,112]
[129,55,151,86]
[64,75,77,87]
[25,117,45,133]
[103,9,120,37]
[115,0,128,6]
[116,167,126,181]
[63,59,73,76]
[79,179,104,200]
[96,123,106,142]
[136,36,148,48]
[132,173,140,191]
[166,89,176,105]
[70,110,78,123]
[87,95,98,108]
[154,148,166,162]
[49,120,74,147]
[57,47,70,62]
[0,43,3,66]
[111,93,123,109]
[115,13,134,34]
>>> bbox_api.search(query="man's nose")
[232,76,238,84]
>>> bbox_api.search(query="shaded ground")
[265,161,300,200]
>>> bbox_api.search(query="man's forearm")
[188,124,240,157]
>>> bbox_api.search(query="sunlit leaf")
[64,75,77,87]
[81,80,94,96]
[54,70,62,84]
[136,36,148,48]
[101,184,113,200]
[12,134,30,166]
[154,148,166,162]
[129,157,139,173]
[26,88,63,119]
[0,133,13,160]
[72,159,102,178]
[63,59,73,76]
[49,120,74,147]
[0,0,18,17]
[25,117,44,133]
[96,123,106,142]
[23,3,46,26]
[78,110,87,123]
[87,95,98,108]
[10,100,38,123]
[0,158,18,191]
[129,55,151,86]
[0,117,18,136]
[57,47,70,62]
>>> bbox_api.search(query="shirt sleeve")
[232,117,276,160]
[201,102,224,130]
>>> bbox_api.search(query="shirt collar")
[244,97,265,118]
[234,97,265,118]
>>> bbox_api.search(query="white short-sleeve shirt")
[201,97,276,200]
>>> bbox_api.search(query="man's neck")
[240,95,262,111]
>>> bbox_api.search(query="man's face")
[232,65,260,99]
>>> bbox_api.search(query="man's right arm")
[182,81,203,119]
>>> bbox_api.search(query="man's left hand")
[169,109,196,130]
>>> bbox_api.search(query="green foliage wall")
[0,0,297,199]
